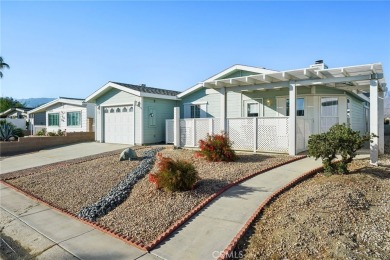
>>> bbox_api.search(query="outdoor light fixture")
[266,99,272,106]
[150,113,154,117]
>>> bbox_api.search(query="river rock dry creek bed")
[4,146,295,245]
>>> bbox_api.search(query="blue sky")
[1,1,389,99]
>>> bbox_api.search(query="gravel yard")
[238,154,390,259]
[97,148,293,244]
[7,147,151,214]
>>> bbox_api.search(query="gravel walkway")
[7,147,151,215]
[239,154,390,259]
[97,148,294,244]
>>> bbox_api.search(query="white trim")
[28,98,84,114]
[85,82,179,103]
[177,64,278,98]
[183,101,208,105]
[140,97,144,145]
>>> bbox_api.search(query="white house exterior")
[166,61,387,165]
[28,97,95,134]
[85,82,180,145]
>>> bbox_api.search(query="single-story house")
[166,61,386,165]
[28,97,95,134]
[0,107,32,119]
[85,82,180,145]
[0,107,32,129]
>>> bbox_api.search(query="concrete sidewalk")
[150,157,324,260]
[0,142,129,174]
[1,154,358,259]
[0,182,158,260]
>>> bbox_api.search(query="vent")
[310,60,328,70]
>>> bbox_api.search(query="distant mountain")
[18,98,55,108]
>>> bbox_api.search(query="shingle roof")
[112,82,181,97]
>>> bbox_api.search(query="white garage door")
[103,106,134,144]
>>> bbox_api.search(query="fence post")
[253,117,257,153]
[193,119,196,147]
[174,107,180,147]
[209,118,213,135]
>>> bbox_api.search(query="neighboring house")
[0,107,32,119]
[0,107,32,129]
[28,97,95,134]
[85,82,180,145]
[166,61,386,165]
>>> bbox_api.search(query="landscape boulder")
[119,148,137,161]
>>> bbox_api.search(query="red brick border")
[217,165,324,260]
[1,154,306,252]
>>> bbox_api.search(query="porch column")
[220,87,226,132]
[288,81,297,155]
[370,79,379,165]
[379,90,384,155]
[173,107,180,147]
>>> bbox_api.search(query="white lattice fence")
[165,119,174,143]
[257,117,289,153]
[195,119,210,146]
[227,118,255,150]
[180,119,194,147]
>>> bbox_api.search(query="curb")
[2,154,306,252]
[217,164,324,260]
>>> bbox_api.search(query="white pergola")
[202,63,387,165]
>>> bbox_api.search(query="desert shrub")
[149,153,199,192]
[308,124,372,174]
[37,128,47,136]
[0,120,15,128]
[0,124,17,141]
[12,128,24,138]
[57,129,65,136]
[47,131,57,136]
[197,133,237,162]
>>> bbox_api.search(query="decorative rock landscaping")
[78,148,162,221]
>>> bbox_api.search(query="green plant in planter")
[12,128,24,138]
[308,124,372,174]
[0,124,18,141]
[37,128,47,136]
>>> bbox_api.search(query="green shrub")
[308,124,372,174]
[149,153,199,192]
[12,128,24,138]
[197,133,237,162]
[57,129,65,136]
[37,128,47,136]
[47,131,57,136]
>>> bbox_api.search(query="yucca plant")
[0,124,18,141]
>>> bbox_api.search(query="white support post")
[378,90,384,155]
[288,82,297,155]
[193,118,196,147]
[209,118,213,135]
[220,87,226,133]
[173,107,180,148]
[253,117,257,153]
[370,80,379,165]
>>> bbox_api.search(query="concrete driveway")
[0,142,130,174]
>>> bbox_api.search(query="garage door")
[103,106,134,144]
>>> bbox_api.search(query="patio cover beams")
[203,63,386,164]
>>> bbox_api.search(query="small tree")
[308,124,372,174]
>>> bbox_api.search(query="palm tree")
[0,56,10,78]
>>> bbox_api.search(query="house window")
[247,103,259,117]
[286,98,304,116]
[190,105,201,118]
[48,113,59,126]
[321,97,338,116]
[67,112,81,126]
